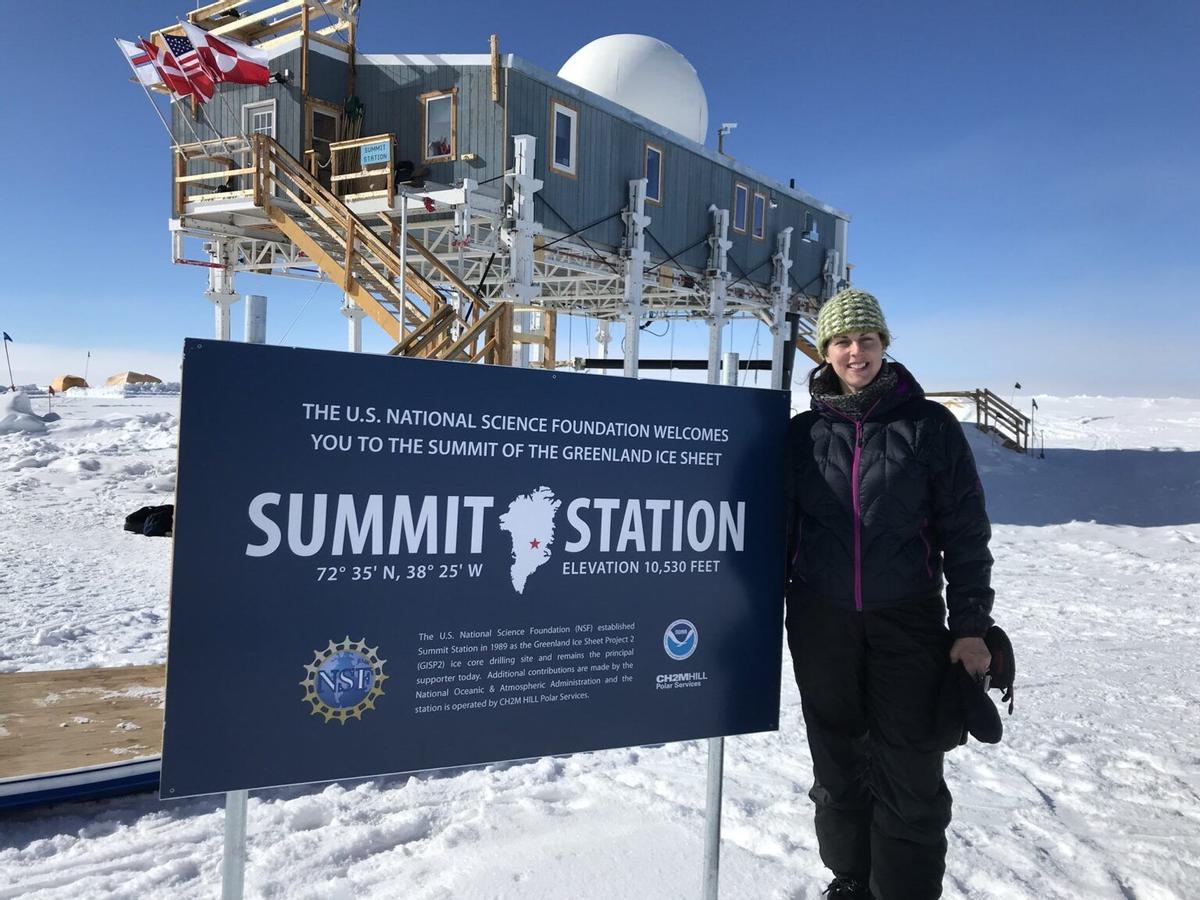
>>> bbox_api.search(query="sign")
[358,140,390,167]
[161,340,788,798]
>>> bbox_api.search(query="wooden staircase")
[793,306,822,363]
[927,389,1031,453]
[252,134,512,363]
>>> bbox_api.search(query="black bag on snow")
[142,506,174,537]
[124,504,174,537]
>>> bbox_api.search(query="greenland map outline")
[497,486,561,594]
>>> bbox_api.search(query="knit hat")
[816,289,891,360]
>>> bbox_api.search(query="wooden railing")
[330,134,396,204]
[927,389,1030,453]
[248,134,510,364]
[172,137,254,214]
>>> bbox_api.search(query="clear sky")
[0,0,1196,396]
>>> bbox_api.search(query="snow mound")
[0,391,48,434]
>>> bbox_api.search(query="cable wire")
[277,279,326,344]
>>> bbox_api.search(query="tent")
[105,371,163,387]
[50,375,88,393]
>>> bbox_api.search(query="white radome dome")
[558,34,709,145]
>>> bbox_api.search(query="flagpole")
[151,33,235,158]
[140,36,209,152]
[178,21,256,173]
[3,336,15,391]
[203,81,254,178]
[84,351,91,385]
[115,39,186,155]
[190,88,238,159]
[162,30,239,159]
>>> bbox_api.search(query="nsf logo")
[300,637,387,724]
[663,619,698,661]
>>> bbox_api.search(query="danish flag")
[181,21,271,87]
[138,38,208,102]
[163,33,215,102]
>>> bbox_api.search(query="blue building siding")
[352,59,505,186]
[167,43,845,296]
[504,61,842,290]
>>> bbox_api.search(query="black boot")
[822,875,873,899]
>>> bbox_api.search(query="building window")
[644,142,663,204]
[752,191,767,240]
[803,211,819,241]
[550,100,578,177]
[422,90,456,162]
[243,100,276,137]
[733,182,748,233]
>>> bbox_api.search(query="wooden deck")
[0,665,164,779]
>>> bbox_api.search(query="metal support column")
[243,295,267,344]
[769,227,794,391]
[621,178,650,378]
[398,191,408,338]
[205,238,238,341]
[722,352,739,388]
[341,296,366,352]
[705,205,731,385]
[222,789,248,900]
[502,135,544,368]
[702,736,724,900]
[595,321,611,368]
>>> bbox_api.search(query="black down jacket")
[785,362,994,638]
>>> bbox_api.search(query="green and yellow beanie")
[816,288,891,360]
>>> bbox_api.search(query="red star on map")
[529,538,541,549]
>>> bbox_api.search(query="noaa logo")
[300,637,387,724]
[663,619,698,661]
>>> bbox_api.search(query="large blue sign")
[161,340,788,798]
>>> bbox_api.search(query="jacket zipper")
[821,396,886,612]
[851,420,865,610]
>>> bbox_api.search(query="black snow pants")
[786,591,953,900]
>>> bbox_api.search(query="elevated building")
[158,1,850,381]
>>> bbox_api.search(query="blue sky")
[0,0,1196,396]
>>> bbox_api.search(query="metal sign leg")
[222,789,248,900]
[702,736,724,899]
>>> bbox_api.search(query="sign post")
[221,789,247,899]
[702,350,741,899]
[163,340,788,894]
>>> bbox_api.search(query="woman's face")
[826,332,884,394]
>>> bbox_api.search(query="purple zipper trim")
[819,395,887,611]
[851,419,865,610]
[919,518,934,580]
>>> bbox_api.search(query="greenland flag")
[180,21,270,86]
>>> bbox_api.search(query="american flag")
[137,39,196,100]
[163,33,214,102]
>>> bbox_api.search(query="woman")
[784,288,994,900]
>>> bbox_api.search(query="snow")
[2,392,1199,899]
[0,391,48,435]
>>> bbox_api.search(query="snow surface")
[1,392,1198,899]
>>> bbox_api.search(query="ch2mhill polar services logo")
[301,637,387,723]
[658,619,708,691]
